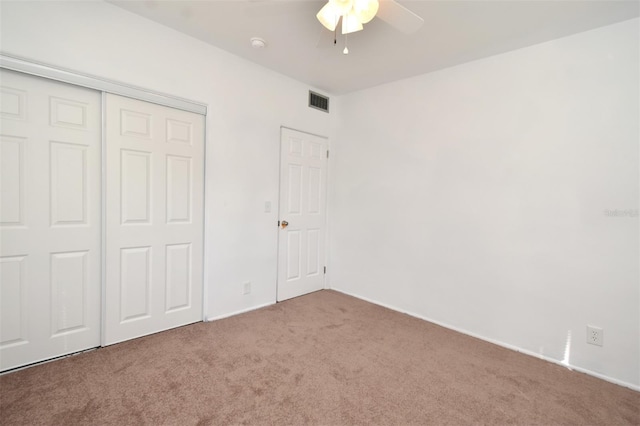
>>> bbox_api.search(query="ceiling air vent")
[309,91,329,113]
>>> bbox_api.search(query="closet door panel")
[0,69,101,371]
[104,94,203,345]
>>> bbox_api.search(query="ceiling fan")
[317,0,424,36]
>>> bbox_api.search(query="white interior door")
[277,128,328,301]
[104,94,204,345]
[0,69,101,371]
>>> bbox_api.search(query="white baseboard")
[332,288,640,392]
[205,302,275,322]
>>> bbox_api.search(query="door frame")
[0,54,210,348]
[0,54,206,114]
[276,126,330,301]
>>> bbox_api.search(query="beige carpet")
[1,290,638,425]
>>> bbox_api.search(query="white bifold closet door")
[104,94,204,345]
[0,69,101,371]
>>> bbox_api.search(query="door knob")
[281,220,289,229]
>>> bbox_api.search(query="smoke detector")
[250,37,266,49]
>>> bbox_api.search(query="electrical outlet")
[243,281,251,295]
[586,326,603,346]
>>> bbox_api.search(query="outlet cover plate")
[586,325,603,346]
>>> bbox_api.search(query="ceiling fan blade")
[376,0,424,34]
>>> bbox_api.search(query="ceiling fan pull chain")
[343,33,349,54]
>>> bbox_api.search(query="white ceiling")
[108,0,639,95]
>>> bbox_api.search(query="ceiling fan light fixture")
[353,0,378,24]
[341,11,363,34]
[329,0,354,16]
[316,2,340,31]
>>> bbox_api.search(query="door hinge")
[324,266,326,274]
[326,150,329,159]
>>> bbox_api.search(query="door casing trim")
[0,53,207,115]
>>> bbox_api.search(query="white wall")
[330,18,639,388]
[0,0,332,319]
